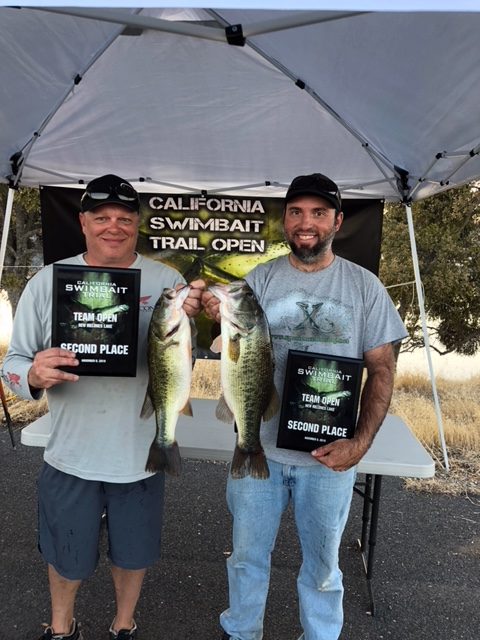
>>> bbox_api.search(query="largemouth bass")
[209,280,279,479]
[141,285,193,475]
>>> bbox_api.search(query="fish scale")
[225,330,273,450]
[141,285,193,475]
[210,280,279,479]
[148,335,188,446]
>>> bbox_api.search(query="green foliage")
[0,184,42,310]
[380,184,480,356]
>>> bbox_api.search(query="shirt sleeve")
[1,275,49,400]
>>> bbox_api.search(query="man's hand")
[311,437,368,472]
[27,347,79,390]
[201,289,221,323]
[181,279,205,318]
[312,342,396,472]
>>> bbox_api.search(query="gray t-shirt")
[1,253,185,482]
[245,254,408,466]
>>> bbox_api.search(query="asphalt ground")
[1,428,479,640]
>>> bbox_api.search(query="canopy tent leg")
[0,378,15,448]
[0,187,15,289]
[404,202,449,471]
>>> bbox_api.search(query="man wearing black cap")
[2,175,204,640]
[203,173,407,640]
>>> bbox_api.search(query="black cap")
[285,173,341,211]
[80,174,140,213]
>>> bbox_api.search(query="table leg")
[360,473,373,552]
[354,473,383,615]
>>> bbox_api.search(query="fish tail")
[145,441,182,476]
[230,445,270,480]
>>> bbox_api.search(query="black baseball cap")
[285,173,342,211]
[80,174,140,213]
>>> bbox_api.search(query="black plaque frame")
[51,264,140,376]
[277,350,364,452]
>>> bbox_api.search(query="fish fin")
[248,450,270,480]
[210,335,222,353]
[140,390,154,419]
[215,394,234,423]
[228,335,241,363]
[262,386,281,422]
[181,400,193,417]
[145,441,182,476]
[230,445,270,480]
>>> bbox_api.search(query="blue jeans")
[220,460,355,640]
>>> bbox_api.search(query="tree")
[380,184,480,356]
[0,184,43,311]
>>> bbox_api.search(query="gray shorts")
[37,462,165,580]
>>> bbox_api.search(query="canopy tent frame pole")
[33,7,369,42]
[404,202,449,471]
[0,378,15,449]
[437,144,480,186]
[410,144,480,201]
[0,187,16,289]
[0,187,15,448]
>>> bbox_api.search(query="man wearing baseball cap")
[2,174,205,639]
[203,172,407,640]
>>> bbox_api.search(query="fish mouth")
[209,280,258,334]
[158,284,191,311]
[163,283,190,300]
[163,320,182,339]
[209,280,249,303]
[229,319,248,334]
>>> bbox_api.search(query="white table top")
[21,400,435,479]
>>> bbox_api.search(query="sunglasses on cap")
[81,181,138,203]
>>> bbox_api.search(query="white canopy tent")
[2,5,480,197]
[3,3,480,468]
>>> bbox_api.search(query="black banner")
[40,187,383,357]
[51,264,140,376]
[276,350,363,452]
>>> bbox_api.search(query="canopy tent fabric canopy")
[3,3,480,469]
[1,5,480,200]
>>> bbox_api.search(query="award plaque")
[276,350,364,452]
[51,264,140,376]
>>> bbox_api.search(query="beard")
[289,241,326,264]
[287,227,337,265]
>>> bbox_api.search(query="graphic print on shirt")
[269,291,353,346]
[5,372,21,388]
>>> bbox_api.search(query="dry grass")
[0,345,47,429]
[391,372,480,450]
[390,372,480,497]
[5,395,48,427]
[2,347,479,496]
[403,447,480,498]
[192,366,480,496]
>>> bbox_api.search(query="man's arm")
[311,342,396,471]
